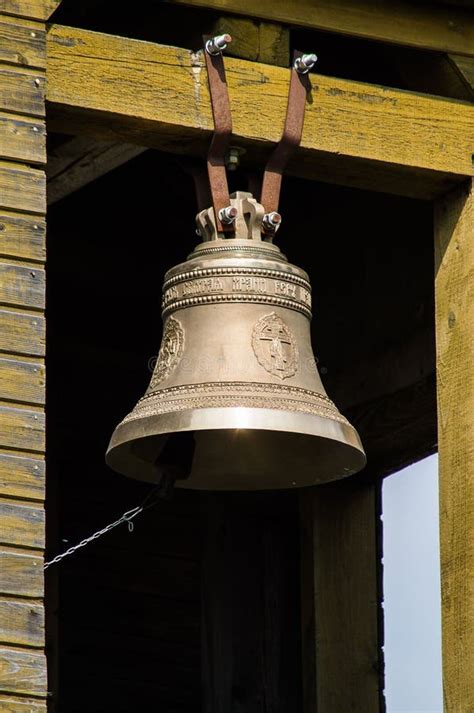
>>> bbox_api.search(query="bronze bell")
[106,192,366,490]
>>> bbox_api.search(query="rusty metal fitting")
[262,211,282,233]
[294,53,318,74]
[205,34,232,56]
[226,146,246,171]
[219,206,238,224]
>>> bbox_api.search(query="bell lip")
[106,406,366,489]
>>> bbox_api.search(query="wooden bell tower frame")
[0,1,473,710]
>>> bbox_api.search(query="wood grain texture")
[0,15,45,69]
[46,25,474,200]
[448,54,474,94]
[0,599,44,647]
[1,1,61,21]
[300,479,382,712]
[0,696,45,713]
[435,178,474,713]
[0,163,45,215]
[0,263,44,309]
[0,212,45,262]
[0,310,45,356]
[0,501,45,548]
[0,549,43,597]
[212,16,289,66]
[0,113,45,164]
[0,453,44,500]
[0,357,45,405]
[167,0,474,57]
[0,647,46,696]
[0,405,45,452]
[47,136,146,204]
[0,65,44,116]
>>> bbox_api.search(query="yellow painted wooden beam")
[166,0,474,58]
[1,0,62,21]
[435,178,474,712]
[46,25,474,200]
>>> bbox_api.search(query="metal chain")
[44,485,163,570]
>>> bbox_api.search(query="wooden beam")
[211,16,289,66]
[202,493,301,711]
[434,178,474,712]
[448,54,474,96]
[47,136,146,204]
[300,478,383,712]
[46,25,474,201]
[166,0,474,57]
[1,1,62,21]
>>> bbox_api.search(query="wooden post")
[201,493,302,712]
[300,478,383,712]
[434,179,474,713]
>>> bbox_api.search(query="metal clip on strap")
[203,34,233,233]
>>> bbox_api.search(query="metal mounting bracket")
[260,50,311,219]
[203,34,233,233]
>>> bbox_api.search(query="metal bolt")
[262,211,282,232]
[226,146,245,171]
[219,206,238,224]
[34,78,41,87]
[294,53,318,74]
[33,126,39,133]
[206,34,232,56]
[30,31,37,38]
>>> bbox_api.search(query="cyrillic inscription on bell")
[106,192,366,490]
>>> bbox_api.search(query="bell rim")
[106,406,366,489]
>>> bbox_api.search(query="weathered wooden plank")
[0,549,43,597]
[47,136,146,204]
[0,15,45,69]
[202,494,301,711]
[0,453,44,500]
[0,647,46,696]
[0,309,45,356]
[0,696,45,713]
[0,113,45,164]
[300,479,382,712]
[0,263,44,310]
[448,54,474,94]
[434,178,474,713]
[0,163,45,215]
[0,501,45,548]
[0,65,44,116]
[0,405,44,452]
[1,1,60,21]
[0,358,45,405]
[0,212,45,262]
[167,0,474,57]
[0,599,44,647]
[46,25,474,200]
[211,16,289,66]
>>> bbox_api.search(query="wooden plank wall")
[0,3,48,712]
